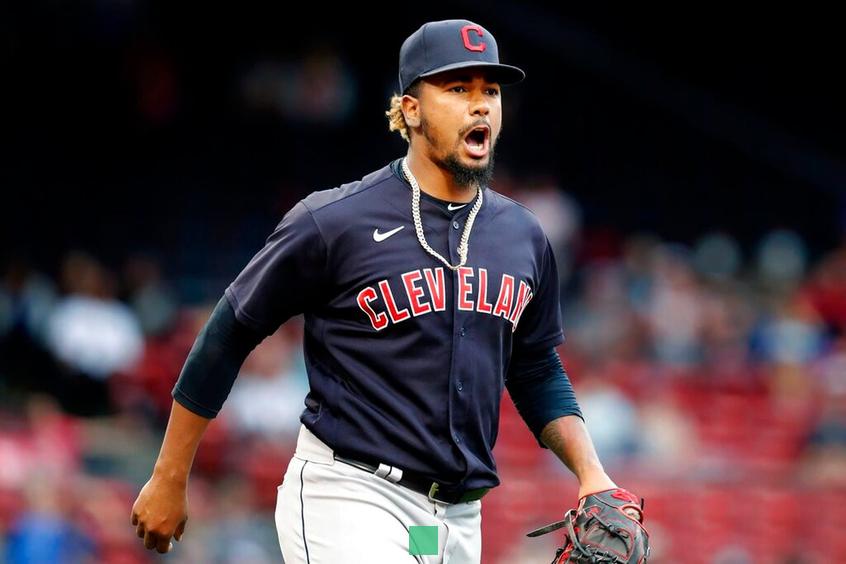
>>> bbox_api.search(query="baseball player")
[131,19,644,563]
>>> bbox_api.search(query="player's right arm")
[130,200,327,553]
[130,296,265,553]
[131,400,209,553]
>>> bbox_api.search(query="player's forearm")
[540,415,616,495]
[152,400,212,485]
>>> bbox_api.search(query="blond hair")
[385,82,421,143]
[385,93,410,142]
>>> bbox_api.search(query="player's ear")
[401,94,421,128]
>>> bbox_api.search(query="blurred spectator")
[4,477,95,564]
[637,391,699,474]
[43,252,143,415]
[699,284,756,374]
[802,241,846,335]
[205,477,279,563]
[122,254,178,337]
[225,323,309,441]
[45,295,142,379]
[570,370,640,468]
[0,258,57,345]
[112,303,218,420]
[25,396,81,480]
[0,259,58,396]
[814,336,846,395]
[620,233,661,313]
[644,244,706,368]
[751,292,826,366]
[562,260,642,364]
[799,417,846,487]
[799,374,846,487]
[755,229,808,293]
[511,178,582,283]
[74,475,149,563]
[46,252,143,380]
[0,396,80,490]
[692,231,742,282]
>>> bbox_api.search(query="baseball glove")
[526,488,649,563]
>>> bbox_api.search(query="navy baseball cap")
[398,19,526,93]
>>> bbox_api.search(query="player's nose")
[466,85,491,117]
[469,94,490,117]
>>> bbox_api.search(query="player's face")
[415,69,502,187]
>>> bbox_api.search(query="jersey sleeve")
[224,201,328,336]
[512,236,565,352]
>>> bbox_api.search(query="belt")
[333,454,489,505]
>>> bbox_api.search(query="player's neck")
[405,151,477,203]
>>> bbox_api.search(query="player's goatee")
[443,150,495,189]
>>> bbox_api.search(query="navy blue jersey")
[225,158,564,491]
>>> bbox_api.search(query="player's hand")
[130,474,188,554]
[578,478,642,520]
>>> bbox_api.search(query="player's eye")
[451,85,467,93]
[486,88,500,96]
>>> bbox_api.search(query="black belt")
[333,454,489,504]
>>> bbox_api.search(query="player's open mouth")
[463,125,490,158]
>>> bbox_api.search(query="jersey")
[224,157,565,493]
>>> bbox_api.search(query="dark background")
[3,1,844,294]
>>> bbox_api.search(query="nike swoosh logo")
[373,225,405,242]
[447,203,468,210]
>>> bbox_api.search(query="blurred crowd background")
[2,2,845,563]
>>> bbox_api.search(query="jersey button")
[459,327,466,337]
[453,433,461,444]
[452,221,460,230]
[457,381,464,392]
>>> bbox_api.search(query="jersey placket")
[445,205,474,458]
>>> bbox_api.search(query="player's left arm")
[539,413,616,499]
[506,233,614,497]
[505,346,615,498]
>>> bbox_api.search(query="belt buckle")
[427,482,442,503]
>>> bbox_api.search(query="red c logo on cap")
[461,25,487,52]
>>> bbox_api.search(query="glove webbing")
[565,511,629,564]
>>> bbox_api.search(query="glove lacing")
[564,510,631,563]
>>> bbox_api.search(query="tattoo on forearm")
[540,423,567,458]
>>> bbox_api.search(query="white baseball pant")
[275,424,482,564]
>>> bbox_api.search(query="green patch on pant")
[409,526,438,555]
